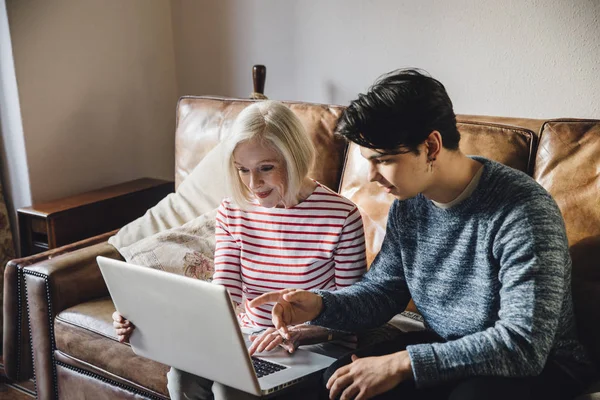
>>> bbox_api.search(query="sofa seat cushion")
[54,297,170,397]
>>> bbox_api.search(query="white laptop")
[96,256,337,397]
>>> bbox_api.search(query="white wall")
[0,0,31,248]
[3,0,599,209]
[7,0,178,203]
[173,0,600,119]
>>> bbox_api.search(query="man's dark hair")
[336,68,460,154]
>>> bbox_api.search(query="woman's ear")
[425,131,442,160]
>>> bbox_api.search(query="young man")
[249,69,594,400]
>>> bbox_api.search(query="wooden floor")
[0,357,36,399]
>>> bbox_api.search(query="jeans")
[167,341,353,400]
[320,330,584,400]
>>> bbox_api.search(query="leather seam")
[55,315,122,343]
[179,95,347,110]
[54,359,164,400]
[22,269,39,397]
[456,120,535,132]
[16,265,23,380]
[24,268,59,400]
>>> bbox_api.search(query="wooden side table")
[17,178,174,257]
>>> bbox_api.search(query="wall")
[1,0,31,251]
[173,0,600,119]
[3,0,599,214]
[6,0,178,204]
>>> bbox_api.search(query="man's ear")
[425,131,442,160]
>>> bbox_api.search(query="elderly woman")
[114,101,367,399]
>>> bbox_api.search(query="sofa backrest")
[174,96,348,192]
[532,119,600,365]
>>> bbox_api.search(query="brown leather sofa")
[7,96,600,399]
[2,231,115,382]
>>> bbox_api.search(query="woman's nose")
[249,171,263,189]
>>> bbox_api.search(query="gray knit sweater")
[313,157,592,387]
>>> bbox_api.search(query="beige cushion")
[118,209,217,278]
[109,143,227,250]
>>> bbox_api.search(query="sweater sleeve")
[311,201,411,332]
[406,195,569,387]
[212,201,243,304]
[333,206,367,288]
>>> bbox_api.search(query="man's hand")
[327,351,413,400]
[112,311,135,343]
[248,289,323,339]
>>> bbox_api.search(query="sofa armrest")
[24,241,122,400]
[3,230,116,382]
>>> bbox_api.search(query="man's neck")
[423,152,482,204]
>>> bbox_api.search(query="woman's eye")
[237,168,249,174]
[260,165,274,172]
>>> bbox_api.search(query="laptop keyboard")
[251,357,288,378]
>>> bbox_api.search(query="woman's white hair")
[222,100,315,209]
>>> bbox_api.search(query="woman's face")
[233,139,288,208]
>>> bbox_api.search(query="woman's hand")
[112,311,135,343]
[248,325,333,355]
[248,328,287,355]
[248,289,323,339]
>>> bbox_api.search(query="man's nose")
[367,163,380,183]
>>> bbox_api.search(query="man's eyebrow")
[366,148,411,160]
[367,153,387,160]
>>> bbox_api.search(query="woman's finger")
[257,331,281,353]
[248,328,275,354]
[112,311,123,322]
[264,334,283,352]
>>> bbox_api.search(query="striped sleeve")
[212,201,243,304]
[334,206,367,288]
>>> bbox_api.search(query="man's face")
[360,145,430,200]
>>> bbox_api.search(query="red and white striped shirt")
[212,182,367,328]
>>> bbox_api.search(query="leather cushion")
[54,297,170,396]
[55,356,167,400]
[175,97,348,192]
[534,120,600,246]
[533,120,600,369]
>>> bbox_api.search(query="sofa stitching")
[180,95,347,110]
[55,314,123,344]
[456,120,536,133]
[527,130,538,177]
[22,269,38,398]
[16,265,23,380]
[23,269,59,400]
[54,360,164,400]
